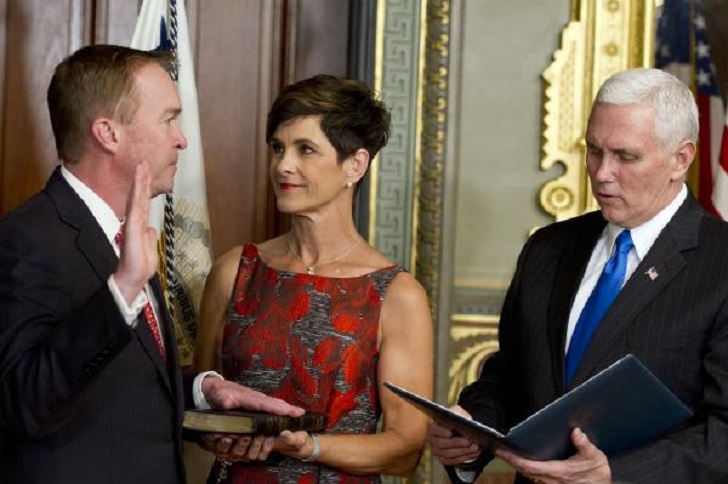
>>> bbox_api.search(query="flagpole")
[162,0,179,326]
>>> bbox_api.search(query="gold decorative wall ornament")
[448,315,500,404]
[539,0,655,221]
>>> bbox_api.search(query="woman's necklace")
[287,235,362,275]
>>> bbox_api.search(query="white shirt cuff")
[454,466,476,482]
[108,275,147,327]
[454,457,478,482]
[194,371,224,409]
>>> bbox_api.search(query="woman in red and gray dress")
[195,74,433,483]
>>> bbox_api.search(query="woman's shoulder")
[205,245,242,288]
[383,269,427,303]
[379,270,432,336]
[363,247,427,306]
[214,241,276,267]
[255,237,286,257]
[214,244,247,269]
[209,243,265,287]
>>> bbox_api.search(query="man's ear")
[670,139,696,181]
[91,118,120,153]
[347,148,370,185]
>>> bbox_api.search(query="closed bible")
[183,410,327,436]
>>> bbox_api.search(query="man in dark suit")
[0,45,302,483]
[429,68,728,483]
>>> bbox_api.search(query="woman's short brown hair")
[266,74,391,163]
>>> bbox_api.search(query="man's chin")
[599,207,623,225]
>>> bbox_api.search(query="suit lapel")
[45,168,118,280]
[571,196,702,385]
[46,167,177,396]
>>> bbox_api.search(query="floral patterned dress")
[214,243,403,483]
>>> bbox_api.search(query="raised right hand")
[114,162,159,305]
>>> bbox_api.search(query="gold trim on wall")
[368,0,387,244]
[417,0,450,317]
[539,0,655,221]
[449,314,500,404]
[410,0,428,277]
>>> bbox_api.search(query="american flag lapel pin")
[645,266,659,281]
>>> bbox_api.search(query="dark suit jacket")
[0,168,191,483]
[451,195,728,483]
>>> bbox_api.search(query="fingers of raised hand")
[126,162,151,231]
[117,162,156,295]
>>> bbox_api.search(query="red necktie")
[115,226,166,361]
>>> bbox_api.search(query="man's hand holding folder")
[387,355,691,482]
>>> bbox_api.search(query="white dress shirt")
[60,165,158,329]
[565,185,688,350]
[60,165,217,408]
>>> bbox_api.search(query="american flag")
[655,0,728,218]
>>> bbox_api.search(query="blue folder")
[385,354,692,460]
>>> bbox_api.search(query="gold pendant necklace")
[287,236,362,275]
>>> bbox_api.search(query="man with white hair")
[429,68,728,483]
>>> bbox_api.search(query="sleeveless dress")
[214,243,404,484]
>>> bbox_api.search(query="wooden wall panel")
[0,0,7,214]
[290,0,349,80]
[195,0,284,256]
[93,0,138,45]
[0,0,87,214]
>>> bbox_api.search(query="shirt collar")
[605,184,687,261]
[60,164,121,248]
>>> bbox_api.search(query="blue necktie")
[565,230,633,386]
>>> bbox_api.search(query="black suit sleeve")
[0,216,133,439]
[182,372,198,409]
[607,295,728,482]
